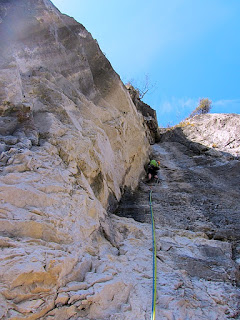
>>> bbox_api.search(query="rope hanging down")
[149,190,157,320]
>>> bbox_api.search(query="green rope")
[149,190,157,320]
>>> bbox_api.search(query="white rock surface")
[181,113,240,157]
[0,1,239,320]
[0,1,150,319]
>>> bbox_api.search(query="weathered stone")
[45,305,77,320]
[15,299,44,313]
[0,135,18,145]
[160,113,240,157]
[0,143,6,155]
[55,293,69,306]
[111,216,240,320]
[0,0,239,319]
[0,293,8,319]
[114,116,240,319]
[68,288,94,305]
[0,0,150,318]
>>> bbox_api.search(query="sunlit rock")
[0,0,239,319]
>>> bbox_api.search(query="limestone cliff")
[1,1,240,319]
[0,1,150,319]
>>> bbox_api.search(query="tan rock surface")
[0,1,149,318]
[1,1,240,319]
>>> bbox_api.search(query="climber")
[146,159,160,182]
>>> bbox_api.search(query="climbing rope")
[149,190,157,320]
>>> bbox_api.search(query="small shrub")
[189,98,212,118]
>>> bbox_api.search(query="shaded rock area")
[115,114,240,319]
[126,84,160,144]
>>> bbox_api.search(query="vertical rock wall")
[0,1,150,318]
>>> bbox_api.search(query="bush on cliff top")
[189,98,212,118]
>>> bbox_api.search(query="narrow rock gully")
[115,139,240,268]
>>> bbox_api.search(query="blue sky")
[51,0,240,127]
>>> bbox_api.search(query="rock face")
[160,113,240,158]
[116,114,240,319]
[126,84,160,144]
[0,1,150,319]
[1,1,240,319]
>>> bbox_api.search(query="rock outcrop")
[160,113,240,158]
[116,113,240,319]
[1,1,240,319]
[0,1,150,318]
[126,84,160,144]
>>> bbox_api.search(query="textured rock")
[126,84,160,144]
[0,1,240,319]
[116,115,240,319]
[111,216,240,320]
[160,113,240,158]
[0,0,149,318]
